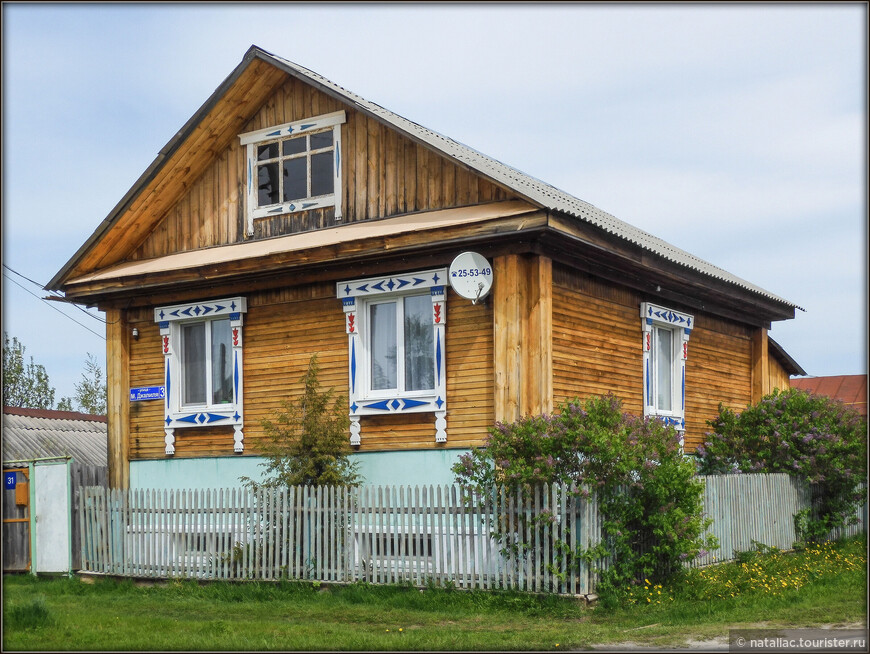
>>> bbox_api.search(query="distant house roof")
[2,406,108,466]
[790,375,867,416]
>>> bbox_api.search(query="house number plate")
[130,386,166,402]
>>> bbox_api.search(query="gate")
[2,467,32,572]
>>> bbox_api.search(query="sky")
[2,2,867,406]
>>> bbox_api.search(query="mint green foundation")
[129,449,469,490]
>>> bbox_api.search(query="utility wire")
[3,263,107,324]
[3,273,105,340]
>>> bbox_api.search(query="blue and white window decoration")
[337,269,448,445]
[640,302,693,437]
[154,297,247,455]
[239,110,346,235]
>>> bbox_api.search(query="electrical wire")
[3,273,105,340]
[3,263,107,324]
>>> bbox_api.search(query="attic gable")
[127,75,515,262]
[50,46,519,288]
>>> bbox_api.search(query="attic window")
[240,110,346,234]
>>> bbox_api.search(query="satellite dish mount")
[448,252,493,305]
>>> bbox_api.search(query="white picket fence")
[78,474,865,594]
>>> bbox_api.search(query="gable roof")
[48,45,799,315]
[2,406,108,466]
[790,374,867,416]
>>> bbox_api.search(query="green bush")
[453,394,716,604]
[696,387,867,542]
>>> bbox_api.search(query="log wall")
[551,264,754,451]
[124,286,493,462]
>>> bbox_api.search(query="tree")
[2,333,56,409]
[241,354,361,489]
[65,353,107,415]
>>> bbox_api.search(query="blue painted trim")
[436,333,442,386]
[233,351,239,401]
[350,339,356,394]
[645,360,651,406]
[682,366,686,412]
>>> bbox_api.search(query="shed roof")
[790,375,867,416]
[49,45,799,315]
[768,337,807,377]
[2,406,108,466]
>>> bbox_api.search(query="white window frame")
[239,110,346,235]
[337,269,448,445]
[154,297,247,455]
[640,302,693,433]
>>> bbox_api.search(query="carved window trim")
[239,110,346,235]
[640,302,693,433]
[154,297,247,455]
[336,269,448,445]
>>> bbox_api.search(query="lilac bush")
[453,394,716,602]
[697,387,867,542]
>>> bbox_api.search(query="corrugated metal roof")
[264,49,799,310]
[790,375,867,416]
[2,407,108,466]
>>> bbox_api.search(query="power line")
[2,263,107,324]
[3,273,105,340]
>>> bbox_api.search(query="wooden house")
[48,46,801,490]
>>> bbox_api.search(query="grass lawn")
[3,536,866,651]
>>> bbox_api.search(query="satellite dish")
[448,252,493,304]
